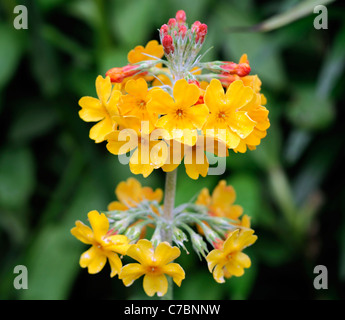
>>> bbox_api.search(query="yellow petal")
[173,79,200,109]
[212,180,236,208]
[237,229,258,249]
[146,88,175,115]
[107,252,122,277]
[78,97,104,122]
[106,130,138,155]
[129,147,155,178]
[204,79,225,113]
[71,221,94,244]
[119,263,146,286]
[143,274,168,297]
[126,239,154,266]
[161,263,185,286]
[206,249,224,273]
[195,188,211,207]
[89,117,114,143]
[87,210,109,242]
[224,260,245,277]
[125,78,148,98]
[154,242,181,266]
[213,263,225,283]
[184,153,209,180]
[106,234,131,255]
[96,75,112,104]
[232,252,251,268]
[80,246,107,274]
[226,80,254,111]
[226,111,256,140]
[144,40,164,59]
[115,177,142,205]
[107,200,128,211]
[184,104,209,129]
[223,229,240,253]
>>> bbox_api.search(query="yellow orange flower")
[147,79,209,145]
[71,210,130,277]
[196,180,243,220]
[162,136,228,180]
[108,177,163,211]
[128,40,164,65]
[203,79,257,149]
[119,239,185,297]
[206,229,257,283]
[106,116,168,177]
[78,76,121,143]
[233,75,270,153]
[119,78,159,125]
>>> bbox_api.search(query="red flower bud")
[168,18,177,28]
[162,35,174,55]
[105,65,139,83]
[178,25,187,38]
[191,21,201,32]
[175,10,186,24]
[221,62,251,77]
[160,24,169,37]
[195,23,208,43]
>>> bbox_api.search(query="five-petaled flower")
[119,239,185,297]
[71,210,130,277]
[78,76,121,143]
[206,229,257,283]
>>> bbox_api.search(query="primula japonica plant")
[71,10,269,299]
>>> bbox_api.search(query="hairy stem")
[160,169,178,300]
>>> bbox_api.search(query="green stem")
[160,169,178,300]
[161,169,178,244]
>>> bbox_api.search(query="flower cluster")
[71,178,256,296]
[78,10,269,179]
[73,9,265,298]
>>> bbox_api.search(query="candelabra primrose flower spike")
[72,10,269,299]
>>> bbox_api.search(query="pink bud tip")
[168,18,177,27]
[160,24,169,37]
[162,35,174,55]
[175,10,186,23]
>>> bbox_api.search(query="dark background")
[0,0,344,300]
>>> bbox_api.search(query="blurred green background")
[0,0,344,300]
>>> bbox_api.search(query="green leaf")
[0,147,35,210]
[287,84,335,131]
[317,24,345,98]
[227,174,261,224]
[0,24,23,90]
[19,175,108,300]
[111,0,159,47]
[8,101,58,143]
[174,270,223,300]
[248,0,335,32]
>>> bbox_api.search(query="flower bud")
[190,232,208,259]
[178,25,187,39]
[106,64,139,83]
[191,21,201,33]
[162,35,174,55]
[221,61,251,77]
[175,10,186,24]
[160,24,169,37]
[168,18,177,28]
[195,23,208,44]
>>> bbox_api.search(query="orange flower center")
[147,266,162,275]
[176,109,183,117]
[218,111,227,119]
[137,99,146,110]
